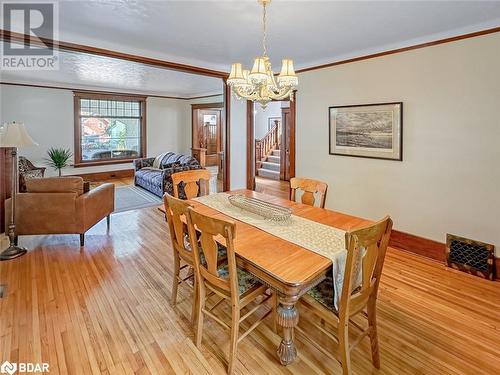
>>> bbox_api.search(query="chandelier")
[227,0,298,109]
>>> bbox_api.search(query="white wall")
[254,101,282,139]
[0,84,192,176]
[146,97,190,157]
[296,32,500,254]
[229,94,247,190]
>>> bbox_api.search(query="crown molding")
[0,29,229,79]
[297,26,500,74]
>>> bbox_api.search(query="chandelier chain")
[262,2,267,57]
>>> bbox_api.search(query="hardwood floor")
[1,203,499,374]
[254,177,289,199]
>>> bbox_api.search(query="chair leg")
[79,233,85,247]
[227,306,240,375]
[171,254,180,306]
[191,273,198,324]
[106,215,111,229]
[338,321,352,375]
[367,300,381,369]
[194,281,206,348]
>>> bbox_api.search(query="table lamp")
[0,121,38,261]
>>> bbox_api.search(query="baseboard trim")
[71,169,134,182]
[389,229,498,280]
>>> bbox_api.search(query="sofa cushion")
[161,152,199,168]
[26,177,84,196]
[134,169,164,197]
[153,153,168,168]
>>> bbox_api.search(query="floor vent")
[446,234,495,280]
[0,285,5,298]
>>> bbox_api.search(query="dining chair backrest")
[163,193,193,261]
[290,177,328,208]
[340,216,393,319]
[186,207,239,302]
[172,169,211,199]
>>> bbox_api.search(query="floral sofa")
[133,152,202,198]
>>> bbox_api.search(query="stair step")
[261,161,280,171]
[272,150,281,156]
[257,168,280,180]
[267,155,280,163]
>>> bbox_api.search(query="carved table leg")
[276,297,299,365]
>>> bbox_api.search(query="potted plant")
[45,147,72,176]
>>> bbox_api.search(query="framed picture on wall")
[268,117,281,131]
[329,102,403,161]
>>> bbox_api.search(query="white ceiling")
[0,49,223,97]
[42,0,500,71]
[3,1,500,95]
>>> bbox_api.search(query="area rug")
[114,185,162,213]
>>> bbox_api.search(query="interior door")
[193,109,222,166]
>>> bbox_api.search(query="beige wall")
[296,32,500,254]
[0,84,193,175]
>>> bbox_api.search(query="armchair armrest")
[134,157,155,171]
[76,183,115,232]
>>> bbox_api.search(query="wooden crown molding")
[0,81,222,101]
[3,26,499,80]
[0,29,228,78]
[296,26,500,73]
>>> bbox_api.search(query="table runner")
[194,192,348,310]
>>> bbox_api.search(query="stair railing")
[255,122,281,170]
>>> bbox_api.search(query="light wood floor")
[254,177,289,199]
[1,196,499,374]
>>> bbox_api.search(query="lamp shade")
[248,57,268,83]
[227,63,246,86]
[0,122,38,148]
[278,59,298,87]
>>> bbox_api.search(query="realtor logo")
[1,1,59,70]
[0,361,17,375]
[0,361,49,374]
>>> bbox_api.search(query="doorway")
[192,103,225,192]
[246,98,296,196]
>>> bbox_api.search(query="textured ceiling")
[0,49,223,97]
[23,0,500,71]
[3,1,500,95]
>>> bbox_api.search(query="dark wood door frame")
[223,81,231,191]
[246,96,296,190]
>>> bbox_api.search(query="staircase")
[255,122,282,180]
[257,149,280,180]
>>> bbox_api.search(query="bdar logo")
[0,361,17,375]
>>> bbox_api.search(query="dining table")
[191,189,372,365]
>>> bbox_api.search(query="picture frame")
[268,117,281,131]
[329,102,403,161]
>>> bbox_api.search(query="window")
[74,92,146,166]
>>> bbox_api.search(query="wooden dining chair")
[164,193,228,324]
[290,177,328,208]
[172,169,211,199]
[163,193,198,322]
[297,216,393,375]
[186,207,274,375]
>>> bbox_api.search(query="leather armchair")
[5,177,115,246]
